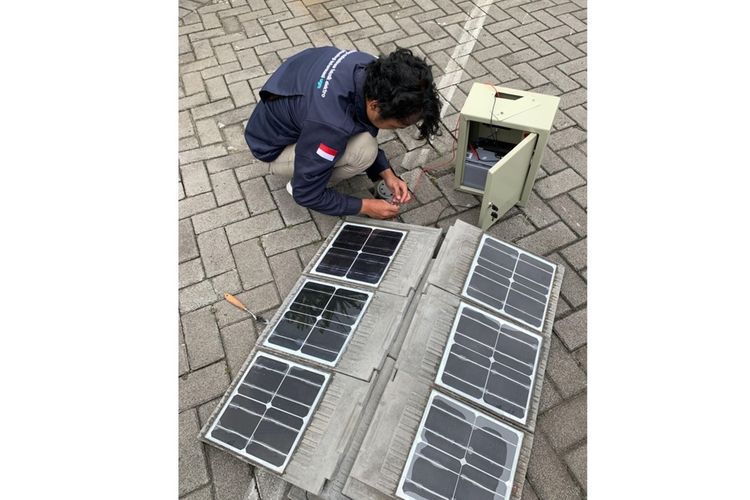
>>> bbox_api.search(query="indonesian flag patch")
[316,143,338,161]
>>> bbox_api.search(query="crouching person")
[244,46,442,219]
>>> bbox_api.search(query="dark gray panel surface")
[397,391,523,500]
[205,352,329,473]
[303,217,443,298]
[311,222,406,286]
[264,279,372,366]
[436,302,542,424]
[462,234,556,331]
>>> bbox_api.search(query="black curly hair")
[363,48,442,140]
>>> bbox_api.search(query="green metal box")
[454,83,560,230]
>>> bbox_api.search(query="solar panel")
[205,352,329,473]
[462,234,556,331]
[263,279,373,366]
[397,391,523,500]
[311,223,406,286]
[435,302,542,424]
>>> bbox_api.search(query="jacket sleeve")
[364,148,390,181]
[291,120,363,216]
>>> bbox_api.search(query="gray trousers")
[269,132,379,185]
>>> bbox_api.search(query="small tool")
[223,293,267,324]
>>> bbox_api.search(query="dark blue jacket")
[244,47,390,216]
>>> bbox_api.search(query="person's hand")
[381,169,412,205]
[360,198,400,219]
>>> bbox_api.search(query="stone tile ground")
[178,0,587,498]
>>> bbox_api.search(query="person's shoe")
[373,180,392,200]
[286,181,293,196]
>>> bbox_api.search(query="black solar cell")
[313,223,405,286]
[207,353,329,472]
[264,280,371,365]
[398,392,523,500]
[436,303,542,424]
[463,235,555,331]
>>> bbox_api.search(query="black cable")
[490,89,499,143]
[433,203,455,228]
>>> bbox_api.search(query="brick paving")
[178,0,587,498]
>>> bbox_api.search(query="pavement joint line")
[181,192,220,220]
[555,251,585,277]
[204,438,220,499]
[556,305,587,324]
[559,434,587,456]
[404,0,493,169]
[183,407,213,496]
[180,483,212,499]
[179,358,226,381]
[209,299,232,367]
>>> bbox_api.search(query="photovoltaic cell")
[397,391,523,500]
[435,302,542,424]
[263,279,372,365]
[205,352,329,473]
[312,223,406,286]
[462,234,556,331]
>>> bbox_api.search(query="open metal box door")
[479,133,538,231]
